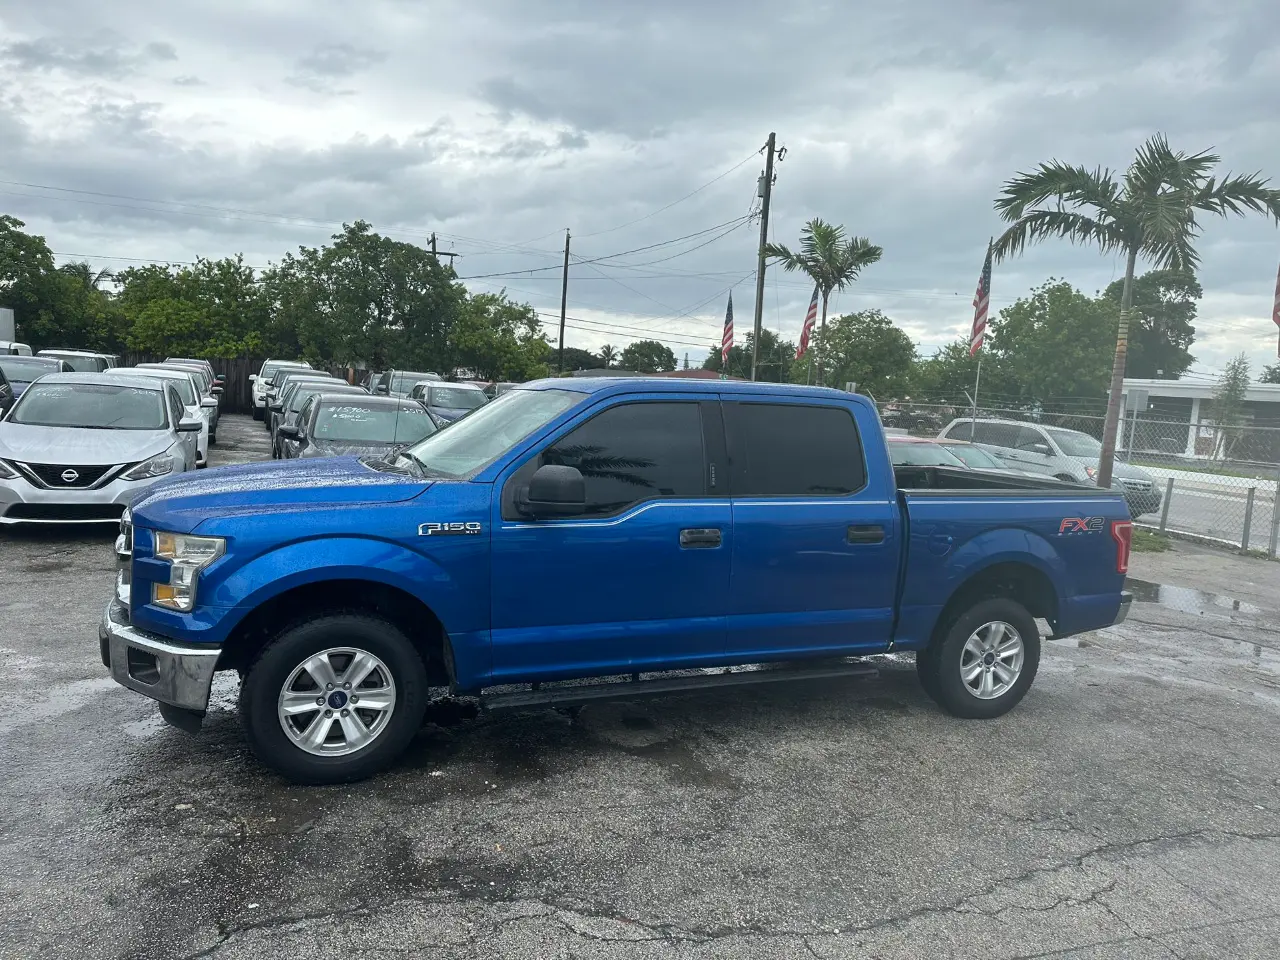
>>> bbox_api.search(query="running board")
[481,661,879,713]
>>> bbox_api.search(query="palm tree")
[598,343,618,368]
[58,261,114,290]
[992,134,1280,486]
[765,219,882,385]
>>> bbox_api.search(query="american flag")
[1272,259,1280,358]
[721,292,734,366]
[970,240,993,356]
[796,284,819,360]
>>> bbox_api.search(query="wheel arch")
[929,561,1059,649]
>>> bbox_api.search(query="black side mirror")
[278,424,300,439]
[521,464,586,518]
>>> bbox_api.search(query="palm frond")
[1126,134,1219,198]
[994,161,1120,221]
[992,209,1123,263]
[1192,171,1280,221]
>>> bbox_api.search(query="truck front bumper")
[100,598,220,717]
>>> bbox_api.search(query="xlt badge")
[418,522,483,536]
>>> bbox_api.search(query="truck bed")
[894,464,1110,495]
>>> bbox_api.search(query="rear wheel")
[251,405,263,421]
[239,613,429,784]
[917,597,1040,719]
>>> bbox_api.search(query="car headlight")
[123,453,177,481]
[0,459,18,480]
[151,531,225,612]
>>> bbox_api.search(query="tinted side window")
[972,422,1021,448]
[943,420,974,441]
[543,402,705,516]
[728,402,866,496]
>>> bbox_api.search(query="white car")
[250,359,311,421]
[0,373,200,524]
[37,349,113,373]
[109,367,213,468]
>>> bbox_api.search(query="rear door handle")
[847,524,885,544]
[679,528,722,548]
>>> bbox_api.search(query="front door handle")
[679,528,722,548]
[847,524,885,545]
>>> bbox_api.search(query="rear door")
[723,399,899,659]
[489,396,731,682]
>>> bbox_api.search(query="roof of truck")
[521,376,865,403]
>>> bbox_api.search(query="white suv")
[249,359,311,421]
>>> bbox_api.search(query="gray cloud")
[0,0,1277,368]
[0,35,176,78]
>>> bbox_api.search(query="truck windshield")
[399,388,582,479]
[1045,428,1102,458]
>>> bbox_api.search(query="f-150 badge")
[418,522,483,536]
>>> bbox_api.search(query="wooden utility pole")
[750,132,777,381]
[427,232,459,261]
[557,229,571,373]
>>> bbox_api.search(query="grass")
[1131,528,1172,553]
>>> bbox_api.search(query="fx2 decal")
[1058,517,1106,534]
[418,522,483,537]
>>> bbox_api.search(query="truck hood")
[129,455,431,533]
[0,422,175,466]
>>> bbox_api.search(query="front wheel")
[239,614,429,784]
[251,405,263,421]
[917,597,1040,719]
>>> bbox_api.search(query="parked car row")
[0,352,227,524]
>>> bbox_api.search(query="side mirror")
[269,402,283,411]
[211,386,223,396]
[375,384,389,395]
[521,464,586,518]
[248,374,258,382]
[200,397,218,409]
[214,375,225,384]
[177,417,202,434]
[277,424,300,440]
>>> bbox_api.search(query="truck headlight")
[151,531,225,612]
[124,453,177,481]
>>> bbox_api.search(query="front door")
[723,399,899,660]
[489,397,730,684]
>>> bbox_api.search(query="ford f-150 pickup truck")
[100,379,1133,783]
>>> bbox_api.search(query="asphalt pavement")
[2,413,1278,959]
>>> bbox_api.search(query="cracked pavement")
[2,415,1278,959]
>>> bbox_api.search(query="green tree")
[452,292,550,381]
[556,346,603,373]
[993,133,1280,485]
[794,309,914,399]
[702,328,796,381]
[764,218,882,385]
[619,339,677,373]
[1100,270,1200,379]
[598,343,619,368]
[912,339,989,403]
[987,280,1116,403]
[126,297,205,356]
[1212,353,1251,459]
[1260,362,1280,385]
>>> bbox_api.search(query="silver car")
[108,367,214,468]
[938,417,1162,516]
[0,373,200,524]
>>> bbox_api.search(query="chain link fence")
[877,400,1280,556]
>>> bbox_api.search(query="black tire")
[251,406,263,421]
[239,613,429,784]
[917,597,1040,719]
[209,433,217,445]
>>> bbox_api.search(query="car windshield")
[1046,428,1102,458]
[43,353,101,373]
[10,382,167,429]
[400,388,582,479]
[428,386,487,410]
[0,357,61,383]
[889,440,967,467]
[390,371,436,393]
[128,374,196,406]
[944,444,1007,470]
[262,360,308,379]
[313,403,438,443]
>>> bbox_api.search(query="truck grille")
[16,462,117,488]
[116,510,133,607]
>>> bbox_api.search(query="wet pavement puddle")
[1126,578,1261,619]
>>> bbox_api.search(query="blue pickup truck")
[100,379,1133,783]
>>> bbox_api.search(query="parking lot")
[2,413,1279,959]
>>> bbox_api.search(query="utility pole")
[751,132,777,382]
[557,229,571,374]
[427,232,458,261]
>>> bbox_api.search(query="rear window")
[889,440,966,467]
[42,353,104,373]
[313,403,438,444]
[727,403,866,496]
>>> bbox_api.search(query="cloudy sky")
[2,0,1279,377]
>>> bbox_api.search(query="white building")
[1122,377,1280,462]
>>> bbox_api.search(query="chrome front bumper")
[100,598,220,714]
